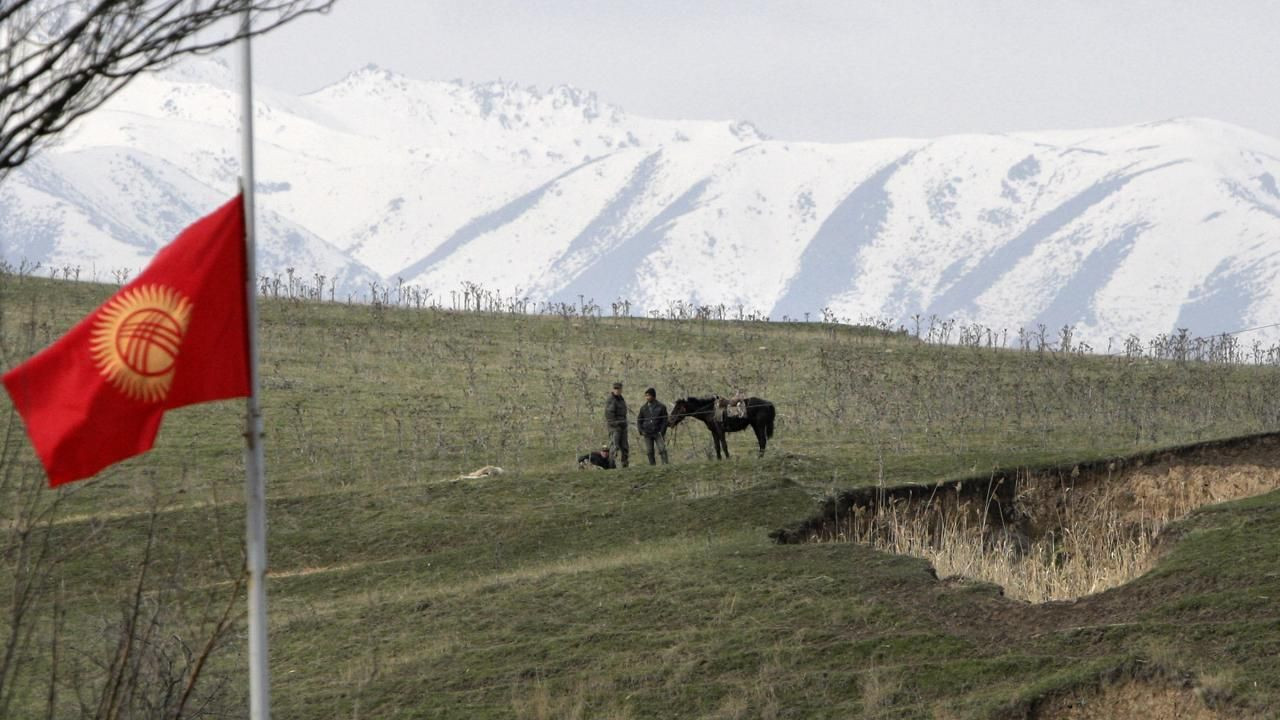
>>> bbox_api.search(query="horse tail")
[765,405,775,438]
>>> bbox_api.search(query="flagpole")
[239,11,272,720]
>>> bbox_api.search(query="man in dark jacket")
[605,381,629,468]
[636,387,669,465]
[578,446,613,470]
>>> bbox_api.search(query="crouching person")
[578,446,613,470]
[636,387,669,465]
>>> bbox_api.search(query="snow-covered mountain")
[4,57,1280,346]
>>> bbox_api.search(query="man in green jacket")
[605,381,629,468]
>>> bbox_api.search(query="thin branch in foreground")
[0,0,336,179]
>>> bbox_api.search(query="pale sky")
[250,0,1280,143]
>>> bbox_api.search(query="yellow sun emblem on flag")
[90,285,193,403]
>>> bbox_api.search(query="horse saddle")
[715,396,747,420]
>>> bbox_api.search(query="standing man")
[605,381,629,468]
[636,387,669,465]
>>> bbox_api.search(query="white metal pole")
[239,11,272,720]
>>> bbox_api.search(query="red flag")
[3,195,250,487]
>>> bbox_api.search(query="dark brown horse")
[668,396,775,459]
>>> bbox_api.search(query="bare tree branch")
[0,0,336,180]
[2,277,246,718]
[171,570,244,720]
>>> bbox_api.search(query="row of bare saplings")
[6,262,1275,367]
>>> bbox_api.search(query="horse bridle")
[668,401,689,427]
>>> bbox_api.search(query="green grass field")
[3,272,1280,719]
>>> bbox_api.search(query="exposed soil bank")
[1031,676,1265,719]
[770,432,1280,551]
[772,433,1280,718]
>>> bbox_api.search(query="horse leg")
[702,419,723,460]
[754,423,767,456]
[704,423,720,459]
[720,429,730,459]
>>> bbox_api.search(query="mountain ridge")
[3,58,1280,344]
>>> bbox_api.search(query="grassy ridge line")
[6,274,1278,489]
[3,273,1280,717]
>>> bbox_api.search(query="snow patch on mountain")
[4,58,1280,346]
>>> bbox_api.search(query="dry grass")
[836,497,1158,603]
[510,674,636,720]
[832,456,1280,603]
[859,662,903,716]
[1032,678,1259,720]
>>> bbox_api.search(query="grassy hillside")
[3,272,1279,719]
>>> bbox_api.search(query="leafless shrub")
[0,0,336,178]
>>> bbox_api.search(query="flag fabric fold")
[3,194,250,486]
